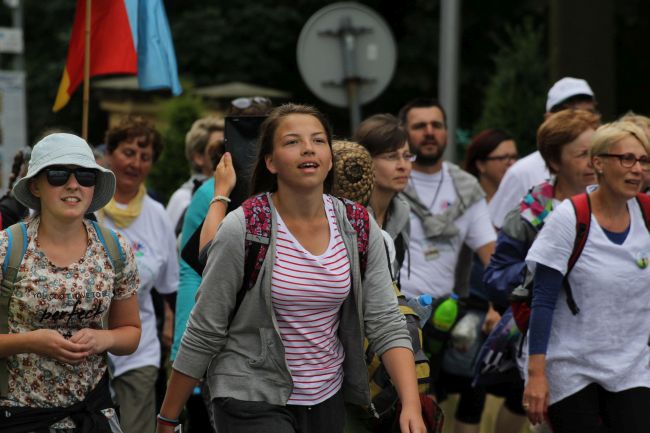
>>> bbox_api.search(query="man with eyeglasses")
[489,77,599,229]
[396,98,498,430]
[397,98,496,299]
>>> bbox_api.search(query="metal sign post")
[297,2,397,135]
[439,0,461,163]
[320,16,370,131]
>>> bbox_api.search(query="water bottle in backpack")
[427,293,460,355]
[406,294,433,327]
[451,310,482,353]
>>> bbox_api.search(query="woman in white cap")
[0,133,141,432]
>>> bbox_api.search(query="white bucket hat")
[12,133,116,213]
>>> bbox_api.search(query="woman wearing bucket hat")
[0,132,141,433]
[97,116,179,433]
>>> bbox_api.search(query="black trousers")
[211,391,345,433]
[548,383,650,433]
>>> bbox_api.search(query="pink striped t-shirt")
[271,195,351,405]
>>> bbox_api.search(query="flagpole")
[82,0,91,140]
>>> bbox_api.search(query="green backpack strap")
[90,221,126,330]
[0,222,28,398]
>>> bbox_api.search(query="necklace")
[410,169,445,211]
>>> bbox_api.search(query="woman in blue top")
[480,109,599,431]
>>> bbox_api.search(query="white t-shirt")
[166,187,192,230]
[103,195,180,377]
[400,164,496,299]
[526,198,650,404]
[166,175,207,229]
[489,151,549,228]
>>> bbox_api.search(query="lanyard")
[410,169,445,211]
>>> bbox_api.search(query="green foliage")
[474,19,548,155]
[148,95,204,203]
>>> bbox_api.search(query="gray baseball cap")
[12,133,116,212]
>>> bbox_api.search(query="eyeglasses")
[43,166,98,187]
[482,153,518,162]
[598,153,650,171]
[230,96,272,110]
[376,152,416,163]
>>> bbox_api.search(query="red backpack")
[511,192,650,334]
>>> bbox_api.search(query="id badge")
[424,245,440,261]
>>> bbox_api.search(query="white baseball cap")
[546,77,595,112]
[12,133,116,212]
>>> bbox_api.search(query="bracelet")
[209,195,231,206]
[157,414,180,426]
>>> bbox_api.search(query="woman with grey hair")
[166,116,225,231]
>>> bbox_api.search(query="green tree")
[474,19,548,155]
[148,95,204,203]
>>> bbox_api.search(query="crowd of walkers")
[0,76,649,433]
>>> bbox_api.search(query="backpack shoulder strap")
[340,197,370,278]
[565,193,592,315]
[90,221,126,331]
[635,193,650,231]
[233,194,272,324]
[0,222,27,398]
[90,220,125,280]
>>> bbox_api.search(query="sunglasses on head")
[43,166,98,187]
[230,96,272,110]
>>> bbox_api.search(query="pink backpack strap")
[241,193,272,292]
[340,198,370,278]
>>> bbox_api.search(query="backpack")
[238,194,434,429]
[0,220,126,398]
[231,193,369,322]
[510,192,650,335]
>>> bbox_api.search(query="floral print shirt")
[0,217,139,428]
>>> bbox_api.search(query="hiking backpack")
[233,193,370,321]
[510,192,650,335]
[0,220,126,398]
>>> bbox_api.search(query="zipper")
[368,402,380,419]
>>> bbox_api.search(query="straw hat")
[332,140,374,205]
[12,133,116,213]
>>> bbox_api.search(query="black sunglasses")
[43,166,98,187]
